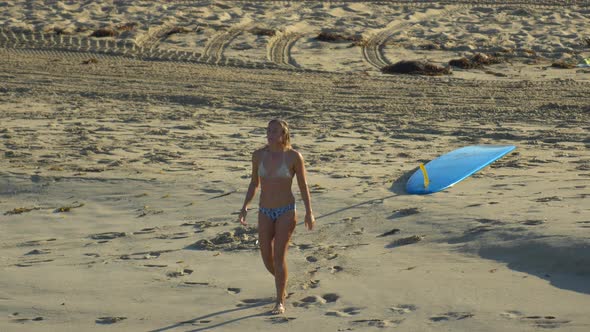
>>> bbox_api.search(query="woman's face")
[266,122,284,145]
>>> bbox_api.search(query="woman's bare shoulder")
[288,148,304,161]
[252,147,267,159]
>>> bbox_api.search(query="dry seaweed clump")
[315,31,362,43]
[46,26,71,35]
[449,57,473,69]
[249,27,276,37]
[4,207,40,215]
[189,226,258,251]
[449,53,503,69]
[551,60,577,69]
[166,26,191,36]
[54,202,85,213]
[90,28,118,38]
[381,60,451,76]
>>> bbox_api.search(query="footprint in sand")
[306,255,318,263]
[388,207,420,219]
[96,317,127,324]
[295,243,314,251]
[326,307,362,317]
[189,227,258,251]
[15,258,55,267]
[306,267,320,276]
[18,238,57,247]
[119,249,176,260]
[521,219,545,226]
[267,316,296,323]
[465,225,494,236]
[534,196,562,203]
[466,203,483,208]
[183,281,209,286]
[294,293,340,308]
[179,318,212,325]
[88,232,126,240]
[430,311,474,322]
[236,297,274,307]
[377,228,400,237]
[120,252,160,260]
[501,310,571,329]
[24,249,51,255]
[352,318,403,328]
[500,310,523,319]
[227,287,241,294]
[390,304,417,315]
[295,295,326,308]
[132,227,158,235]
[523,316,571,328]
[180,219,217,232]
[301,279,320,290]
[322,293,340,303]
[387,235,424,248]
[11,316,44,323]
[329,266,344,274]
[476,218,505,226]
[155,232,190,240]
[167,268,193,278]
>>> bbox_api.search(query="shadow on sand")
[149,299,274,332]
[389,167,417,195]
[475,236,590,295]
[449,229,590,295]
[302,168,415,225]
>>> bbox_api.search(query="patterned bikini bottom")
[259,203,296,222]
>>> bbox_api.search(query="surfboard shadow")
[389,167,419,195]
[478,236,590,294]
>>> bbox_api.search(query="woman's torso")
[257,148,295,208]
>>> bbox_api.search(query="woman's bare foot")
[271,302,285,315]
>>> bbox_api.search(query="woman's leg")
[258,211,275,276]
[272,210,296,312]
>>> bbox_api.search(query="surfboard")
[406,145,516,195]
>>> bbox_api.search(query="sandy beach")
[1,1,590,331]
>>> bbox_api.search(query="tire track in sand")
[267,31,304,69]
[0,28,284,70]
[0,29,139,57]
[134,19,178,49]
[199,22,253,65]
[361,6,457,70]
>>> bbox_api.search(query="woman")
[238,119,315,315]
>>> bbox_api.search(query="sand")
[1,1,590,331]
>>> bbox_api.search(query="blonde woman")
[238,119,315,315]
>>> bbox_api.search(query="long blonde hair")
[268,119,291,149]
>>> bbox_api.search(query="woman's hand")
[238,208,248,226]
[304,213,315,230]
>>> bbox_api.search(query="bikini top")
[258,150,292,179]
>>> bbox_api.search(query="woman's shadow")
[149,298,275,332]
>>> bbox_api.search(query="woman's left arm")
[294,151,315,230]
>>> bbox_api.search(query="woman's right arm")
[238,151,260,225]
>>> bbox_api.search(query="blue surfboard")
[406,145,516,195]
